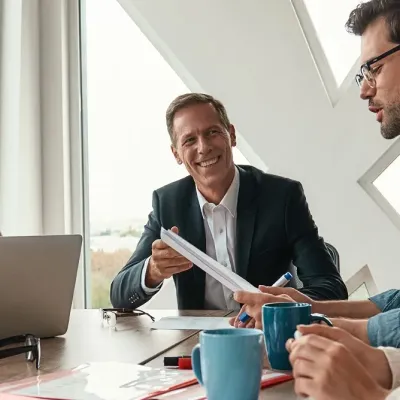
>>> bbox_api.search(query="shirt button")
[219,228,224,234]
[222,261,227,267]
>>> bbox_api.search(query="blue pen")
[237,272,293,324]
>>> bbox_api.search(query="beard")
[381,99,400,140]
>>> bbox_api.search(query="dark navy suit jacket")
[110,165,348,309]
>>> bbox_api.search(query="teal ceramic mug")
[262,302,333,371]
[192,328,263,400]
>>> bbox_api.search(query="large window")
[81,0,251,308]
[302,0,360,86]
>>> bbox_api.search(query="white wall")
[119,0,400,292]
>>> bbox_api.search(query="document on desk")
[160,227,259,293]
[151,316,234,330]
[0,362,198,400]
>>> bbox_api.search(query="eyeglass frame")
[356,44,400,88]
[0,334,41,369]
[100,308,155,327]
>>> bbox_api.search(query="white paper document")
[160,227,260,294]
[151,316,234,330]
[1,362,197,400]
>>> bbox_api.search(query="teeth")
[199,157,218,167]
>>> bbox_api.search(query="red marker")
[164,356,192,369]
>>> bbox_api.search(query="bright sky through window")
[85,0,250,231]
[303,0,361,86]
[374,155,400,217]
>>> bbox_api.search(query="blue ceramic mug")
[262,302,333,371]
[191,328,263,400]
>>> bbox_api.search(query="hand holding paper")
[146,226,193,287]
[160,227,259,294]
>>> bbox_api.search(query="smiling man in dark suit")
[110,93,347,311]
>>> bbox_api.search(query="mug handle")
[191,344,204,386]
[310,313,333,326]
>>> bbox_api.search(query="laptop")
[0,234,82,340]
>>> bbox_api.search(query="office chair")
[293,242,340,289]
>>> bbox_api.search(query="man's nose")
[360,79,377,100]
[197,137,212,154]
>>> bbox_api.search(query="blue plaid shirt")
[368,289,400,348]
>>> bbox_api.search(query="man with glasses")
[233,1,400,398]
[287,3,400,399]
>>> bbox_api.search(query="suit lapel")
[235,167,258,279]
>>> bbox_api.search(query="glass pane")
[374,155,400,216]
[303,0,360,86]
[83,0,251,308]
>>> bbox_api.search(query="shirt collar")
[196,166,240,218]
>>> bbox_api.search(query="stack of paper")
[160,228,259,293]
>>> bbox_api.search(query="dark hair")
[346,0,400,43]
[165,93,231,144]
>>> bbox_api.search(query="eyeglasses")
[0,334,41,369]
[100,308,155,328]
[356,44,400,88]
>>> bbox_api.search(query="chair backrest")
[326,242,340,273]
[293,242,340,289]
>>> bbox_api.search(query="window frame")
[358,138,400,232]
[290,0,360,106]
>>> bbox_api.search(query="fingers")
[259,285,291,295]
[297,324,345,338]
[161,263,193,276]
[293,377,315,399]
[234,291,270,304]
[236,305,261,329]
[170,226,179,234]
[153,247,188,260]
[237,316,255,328]
[232,305,246,327]
[291,332,335,352]
[292,358,320,379]
[286,338,295,352]
[152,226,180,251]
[247,319,256,329]
[289,336,326,367]
[152,239,179,253]
[154,255,192,268]
[296,325,357,348]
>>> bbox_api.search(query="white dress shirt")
[382,347,400,390]
[141,167,241,310]
[196,167,240,310]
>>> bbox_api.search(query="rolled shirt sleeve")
[380,347,400,390]
[369,290,400,312]
[368,309,400,348]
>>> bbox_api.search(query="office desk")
[146,332,297,399]
[0,309,230,384]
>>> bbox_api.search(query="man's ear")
[229,124,237,147]
[171,145,182,165]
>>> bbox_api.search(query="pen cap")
[284,272,292,280]
[178,358,192,369]
[164,356,190,366]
